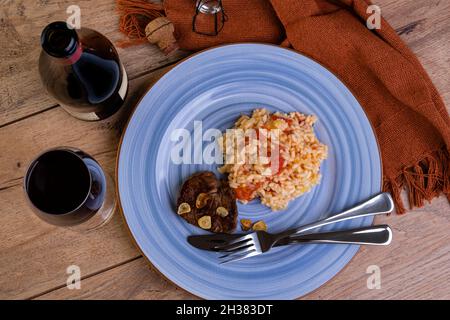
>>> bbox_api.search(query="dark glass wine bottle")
[39,21,128,121]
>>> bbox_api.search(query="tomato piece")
[266,154,284,175]
[234,184,260,201]
[276,155,285,175]
[256,127,270,139]
[270,115,293,125]
[265,145,285,175]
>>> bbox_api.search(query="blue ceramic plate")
[118,44,381,299]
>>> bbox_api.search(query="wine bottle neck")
[41,21,82,65]
[59,44,83,65]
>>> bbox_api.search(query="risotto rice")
[218,108,327,211]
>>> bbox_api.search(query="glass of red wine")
[24,147,116,230]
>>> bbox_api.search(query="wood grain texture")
[0,0,185,127]
[0,183,140,299]
[37,258,196,300]
[0,66,170,191]
[0,0,449,300]
[0,67,170,299]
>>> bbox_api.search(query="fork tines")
[214,234,259,264]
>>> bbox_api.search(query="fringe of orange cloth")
[383,146,450,214]
[116,0,165,48]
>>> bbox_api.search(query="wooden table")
[1,0,449,300]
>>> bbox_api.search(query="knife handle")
[275,192,394,241]
[278,225,392,246]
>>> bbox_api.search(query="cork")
[145,17,179,55]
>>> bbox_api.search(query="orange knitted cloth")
[120,0,450,213]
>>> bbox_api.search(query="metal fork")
[216,192,394,263]
[218,224,392,263]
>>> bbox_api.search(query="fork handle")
[280,225,392,246]
[276,192,394,240]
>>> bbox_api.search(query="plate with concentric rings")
[117,44,381,299]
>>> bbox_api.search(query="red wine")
[24,148,107,226]
[26,150,90,215]
[39,22,128,121]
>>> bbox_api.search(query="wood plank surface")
[37,258,196,300]
[0,0,449,300]
[0,67,169,299]
[0,66,170,190]
[0,183,140,299]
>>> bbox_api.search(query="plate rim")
[115,43,383,299]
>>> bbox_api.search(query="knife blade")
[187,233,245,251]
[187,233,292,251]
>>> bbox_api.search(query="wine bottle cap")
[41,21,79,58]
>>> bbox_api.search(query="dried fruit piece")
[198,216,212,230]
[240,219,252,231]
[177,202,191,215]
[195,193,210,209]
[272,119,286,129]
[216,206,229,217]
[252,220,267,231]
